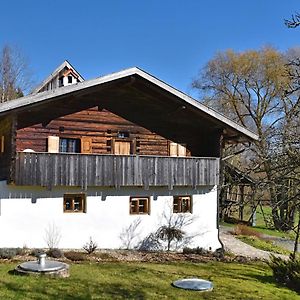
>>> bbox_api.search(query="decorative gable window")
[173,196,192,213]
[63,193,86,213]
[130,197,150,215]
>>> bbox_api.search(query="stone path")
[219,226,288,260]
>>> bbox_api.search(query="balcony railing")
[13,152,219,189]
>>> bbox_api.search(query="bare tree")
[193,47,300,231]
[44,223,62,249]
[0,45,32,102]
[285,13,300,28]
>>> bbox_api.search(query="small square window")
[173,196,192,213]
[117,131,130,138]
[63,193,86,213]
[130,197,150,215]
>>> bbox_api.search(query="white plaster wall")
[0,181,221,251]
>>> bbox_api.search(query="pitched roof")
[0,67,259,141]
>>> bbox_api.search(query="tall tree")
[0,45,32,102]
[192,47,299,230]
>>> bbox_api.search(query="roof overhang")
[0,67,259,143]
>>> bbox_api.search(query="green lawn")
[237,236,290,255]
[0,261,299,299]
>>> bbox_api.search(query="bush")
[183,247,211,255]
[64,251,86,261]
[30,248,45,257]
[83,237,98,254]
[233,224,262,237]
[268,255,300,292]
[46,248,64,258]
[0,248,19,259]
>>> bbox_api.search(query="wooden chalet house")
[0,61,258,250]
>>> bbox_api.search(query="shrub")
[30,248,45,257]
[0,248,18,259]
[268,255,300,292]
[83,237,98,254]
[233,224,262,237]
[64,251,86,261]
[46,248,64,258]
[183,247,211,255]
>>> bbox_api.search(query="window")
[59,138,81,153]
[173,196,192,213]
[0,136,4,153]
[58,76,64,87]
[130,197,150,215]
[68,76,73,84]
[117,131,130,138]
[63,193,86,213]
[48,136,92,154]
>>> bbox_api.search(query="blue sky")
[1,0,300,97]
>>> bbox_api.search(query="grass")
[0,261,299,299]
[222,204,297,239]
[237,236,290,256]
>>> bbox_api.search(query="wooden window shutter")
[48,136,59,153]
[169,142,187,157]
[114,141,131,155]
[81,137,92,154]
[169,142,178,157]
[177,144,187,157]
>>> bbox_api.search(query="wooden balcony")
[13,152,220,189]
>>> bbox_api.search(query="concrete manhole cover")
[172,278,213,291]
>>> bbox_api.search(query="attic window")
[173,196,192,213]
[58,76,64,87]
[64,193,86,213]
[68,76,72,84]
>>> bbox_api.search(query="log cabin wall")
[16,107,182,156]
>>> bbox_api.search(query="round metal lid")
[18,260,66,272]
[172,278,213,291]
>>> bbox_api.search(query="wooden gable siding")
[16,107,175,156]
[0,116,17,181]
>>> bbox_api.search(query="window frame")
[129,196,150,215]
[173,196,192,213]
[63,193,86,213]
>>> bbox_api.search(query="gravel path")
[219,226,288,260]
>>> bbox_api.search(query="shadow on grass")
[2,276,147,300]
[248,273,300,295]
